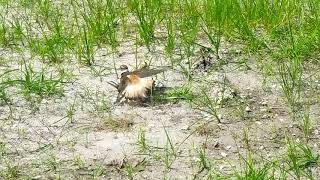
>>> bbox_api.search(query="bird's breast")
[127,74,141,84]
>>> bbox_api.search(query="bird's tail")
[107,81,119,90]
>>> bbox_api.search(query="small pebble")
[245,106,251,112]
[181,125,189,130]
[214,142,220,148]
[261,100,268,106]
[226,145,232,150]
[41,99,48,104]
[192,157,200,162]
[260,108,267,112]
[154,80,165,87]
[148,124,155,128]
[220,152,227,157]
[219,165,225,171]
[267,153,271,158]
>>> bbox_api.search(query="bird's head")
[119,64,129,75]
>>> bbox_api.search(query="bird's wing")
[133,66,170,78]
[115,76,129,103]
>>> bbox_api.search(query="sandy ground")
[0,39,319,179]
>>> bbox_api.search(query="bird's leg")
[137,97,150,107]
[115,93,125,104]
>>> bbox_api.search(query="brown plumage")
[108,64,169,103]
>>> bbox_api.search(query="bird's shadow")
[115,86,182,107]
[148,86,193,106]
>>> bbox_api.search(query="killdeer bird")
[108,64,169,103]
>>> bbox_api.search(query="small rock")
[32,176,41,179]
[181,125,189,130]
[220,152,227,157]
[259,146,264,150]
[267,153,272,158]
[260,108,267,112]
[256,121,262,125]
[214,142,220,148]
[154,80,165,87]
[313,129,319,135]
[226,146,232,150]
[279,118,284,122]
[219,165,227,171]
[261,100,268,106]
[41,99,48,104]
[142,174,149,179]
[245,106,251,112]
[240,94,246,99]
[192,157,200,162]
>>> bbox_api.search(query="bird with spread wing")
[108,64,169,103]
